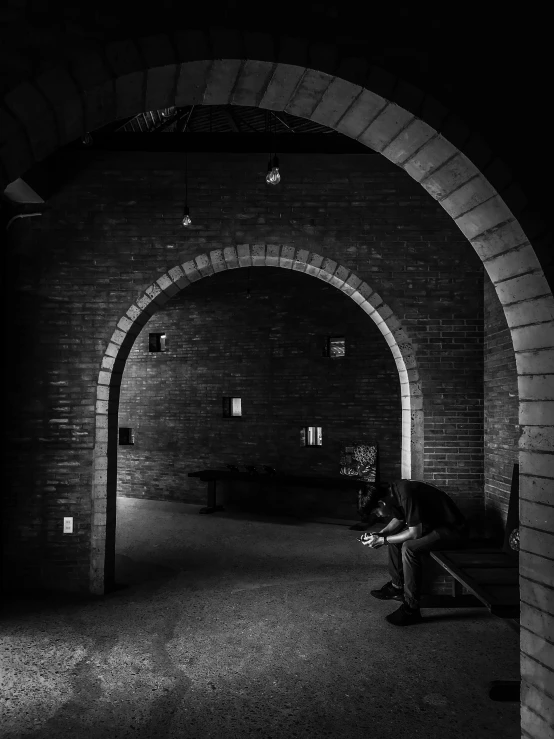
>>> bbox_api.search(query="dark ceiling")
[111,105,334,135]
[71,105,367,154]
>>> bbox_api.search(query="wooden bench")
[188,469,363,516]
[429,464,520,701]
[429,549,519,620]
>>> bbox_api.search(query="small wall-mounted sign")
[149,333,167,352]
[223,397,242,417]
[119,427,135,445]
[324,336,345,358]
[301,426,323,446]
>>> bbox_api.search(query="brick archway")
[3,47,554,737]
[93,247,422,593]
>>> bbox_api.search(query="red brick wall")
[3,149,485,591]
[484,276,519,538]
[117,266,402,511]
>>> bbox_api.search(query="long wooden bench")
[429,549,519,620]
[188,469,363,515]
[430,464,520,701]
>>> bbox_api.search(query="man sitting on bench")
[360,480,469,626]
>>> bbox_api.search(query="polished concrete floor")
[1,497,520,739]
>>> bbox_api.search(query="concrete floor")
[1,497,520,739]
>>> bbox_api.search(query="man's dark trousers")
[388,527,468,609]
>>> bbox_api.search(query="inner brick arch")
[93,248,422,593]
[3,46,554,737]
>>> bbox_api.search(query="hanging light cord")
[182,149,192,226]
[265,112,281,185]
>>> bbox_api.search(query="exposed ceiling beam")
[66,133,371,154]
[154,109,186,133]
[271,112,295,132]
[222,108,240,133]
[234,113,262,134]
[181,105,196,133]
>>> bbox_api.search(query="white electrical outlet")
[63,517,73,534]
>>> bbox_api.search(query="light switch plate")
[63,517,73,534]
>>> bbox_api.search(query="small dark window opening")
[149,333,167,352]
[223,397,242,417]
[324,336,345,357]
[301,426,322,446]
[119,427,134,445]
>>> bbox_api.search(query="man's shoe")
[385,603,422,626]
[370,581,404,601]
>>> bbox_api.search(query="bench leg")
[451,576,462,598]
[488,680,520,702]
[199,480,225,514]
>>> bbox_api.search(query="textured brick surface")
[483,277,519,537]
[118,268,402,506]
[1,14,553,734]
[3,150,485,593]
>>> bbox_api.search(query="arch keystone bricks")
[156,273,175,292]
[292,248,310,269]
[469,219,529,260]
[335,88,387,139]
[258,64,307,111]
[309,78,362,128]
[194,253,214,276]
[505,298,554,328]
[439,176,497,219]
[175,60,212,107]
[223,246,239,268]
[203,59,243,106]
[358,103,414,152]
[182,260,202,281]
[402,135,458,182]
[168,265,188,288]
[512,322,554,352]
[265,245,280,266]
[279,246,295,268]
[284,69,334,119]
[381,119,436,165]
[209,249,227,273]
[231,60,275,107]
[237,244,252,267]
[251,244,267,265]
[455,195,514,240]
[495,272,551,304]
[485,244,543,284]
[419,152,481,200]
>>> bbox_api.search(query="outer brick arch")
[3,47,554,738]
[92,246,423,594]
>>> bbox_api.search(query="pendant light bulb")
[266,155,280,185]
[182,205,192,227]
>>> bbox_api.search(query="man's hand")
[360,533,384,548]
